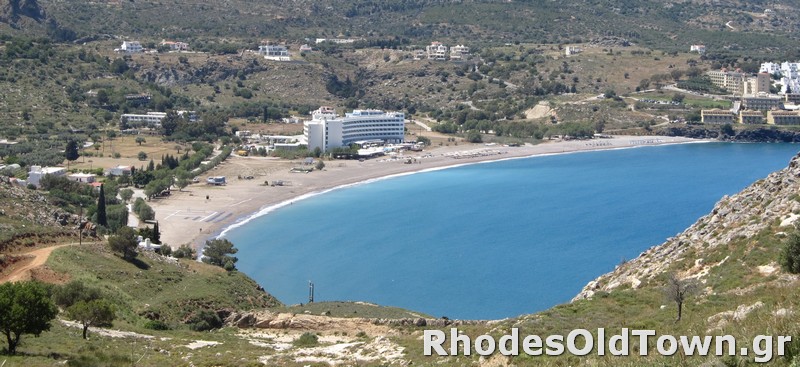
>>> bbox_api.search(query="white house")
[690,45,706,54]
[304,108,405,152]
[107,165,132,176]
[28,166,66,187]
[565,46,583,56]
[160,40,189,51]
[258,44,290,61]
[426,42,448,60]
[119,41,143,53]
[68,173,97,183]
[450,45,470,60]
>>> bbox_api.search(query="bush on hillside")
[781,231,800,273]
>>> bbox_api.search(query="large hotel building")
[304,107,405,151]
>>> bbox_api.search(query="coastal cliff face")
[574,151,800,301]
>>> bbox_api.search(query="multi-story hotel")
[767,110,800,125]
[701,109,735,124]
[304,107,405,152]
[706,69,745,95]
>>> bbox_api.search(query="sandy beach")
[149,135,706,249]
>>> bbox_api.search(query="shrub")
[187,310,222,331]
[143,320,171,331]
[52,280,103,309]
[173,245,195,259]
[294,332,319,347]
[781,231,800,273]
[158,245,172,257]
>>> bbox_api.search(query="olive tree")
[0,282,58,355]
[67,299,116,339]
[108,226,138,261]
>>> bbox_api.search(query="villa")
[258,44,290,61]
[118,41,143,53]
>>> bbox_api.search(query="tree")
[66,299,115,339]
[0,281,58,355]
[138,151,147,161]
[152,221,161,244]
[466,130,482,143]
[664,273,697,322]
[176,178,189,192]
[65,140,79,169]
[780,231,800,273]
[160,111,180,137]
[201,239,238,270]
[119,188,134,202]
[108,226,138,261]
[52,280,102,309]
[96,184,107,227]
[135,136,146,146]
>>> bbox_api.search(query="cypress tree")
[65,140,79,169]
[97,184,107,227]
[152,221,161,244]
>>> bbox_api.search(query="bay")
[224,142,799,319]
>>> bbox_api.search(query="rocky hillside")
[575,151,800,300]
[0,176,81,252]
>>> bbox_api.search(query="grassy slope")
[45,244,280,328]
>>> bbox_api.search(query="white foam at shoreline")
[216,139,711,239]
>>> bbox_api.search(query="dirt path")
[0,244,74,283]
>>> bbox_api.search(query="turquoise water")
[223,143,799,320]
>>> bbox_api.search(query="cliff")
[575,151,800,300]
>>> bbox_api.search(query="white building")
[565,46,583,56]
[160,40,189,51]
[450,45,470,60]
[426,42,448,60]
[315,38,357,44]
[299,44,313,52]
[107,165,132,176]
[119,41,143,53]
[28,166,66,187]
[690,44,706,54]
[760,62,800,94]
[120,110,197,129]
[304,108,405,152]
[258,44,290,61]
[68,173,97,183]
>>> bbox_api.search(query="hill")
[4,0,795,55]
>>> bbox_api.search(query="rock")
[414,318,426,327]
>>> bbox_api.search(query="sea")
[222,142,799,320]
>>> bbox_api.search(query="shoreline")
[150,135,709,249]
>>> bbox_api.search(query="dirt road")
[0,244,74,283]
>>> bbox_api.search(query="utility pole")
[78,203,83,245]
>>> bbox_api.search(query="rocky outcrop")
[137,59,269,87]
[225,311,486,330]
[659,125,800,143]
[574,152,800,300]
